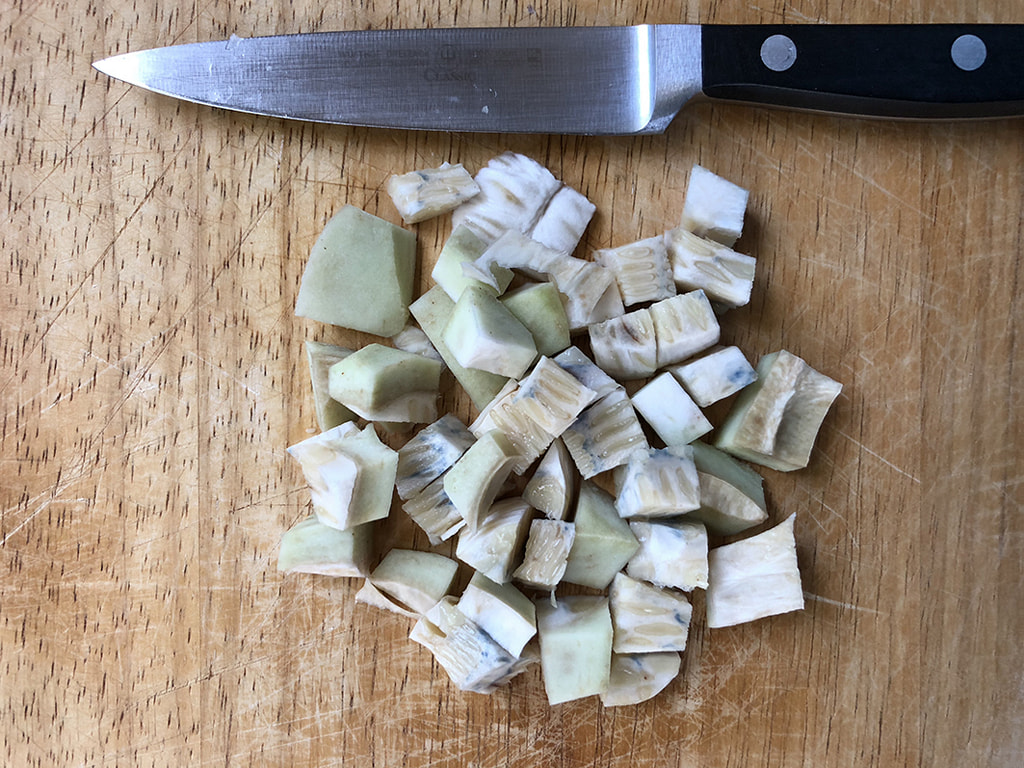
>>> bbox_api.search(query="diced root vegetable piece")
[601,653,681,707]
[523,439,575,521]
[680,164,749,247]
[512,357,599,437]
[588,307,658,381]
[535,596,613,705]
[455,498,534,584]
[500,282,571,357]
[664,228,756,308]
[706,514,804,628]
[295,205,416,336]
[304,340,357,432]
[609,573,692,653]
[512,520,575,590]
[595,234,676,307]
[328,343,442,424]
[562,389,649,479]
[690,441,766,508]
[649,290,721,368]
[715,350,842,471]
[431,224,514,301]
[410,286,509,410]
[369,549,459,615]
[669,345,757,407]
[396,414,475,500]
[402,474,465,545]
[529,185,596,255]
[553,347,620,400]
[443,430,519,530]
[689,439,768,536]
[627,520,709,591]
[562,482,639,590]
[457,572,537,657]
[547,258,618,331]
[411,597,535,693]
[391,325,444,364]
[631,372,713,446]
[287,423,398,531]
[387,162,481,224]
[614,447,701,519]
[443,285,538,379]
[277,516,373,577]
[452,152,561,244]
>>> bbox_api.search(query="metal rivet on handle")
[951,34,987,71]
[760,34,797,72]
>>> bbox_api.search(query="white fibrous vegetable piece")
[689,441,768,536]
[669,345,757,407]
[716,350,842,471]
[627,520,709,591]
[601,653,681,707]
[512,520,575,591]
[553,346,621,400]
[594,234,676,307]
[402,474,465,545]
[631,372,713,446]
[529,185,597,255]
[468,379,519,438]
[369,549,459,615]
[391,324,444,365]
[664,227,756,308]
[523,439,575,521]
[443,429,519,530]
[432,224,514,301]
[456,572,537,657]
[547,258,621,331]
[614,446,701,519]
[387,162,481,224]
[287,423,398,531]
[328,343,442,424]
[452,152,561,243]
[500,282,571,357]
[443,285,538,379]
[588,307,658,381]
[561,389,649,479]
[396,414,475,500]
[680,164,749,247]
[562,482,639,590]
[464,229,564,286]
[609,573,692,653]
[277,516,373,577]
[535,596,613,705]
[304,340,357,432]
[649,290,721,368]
[410,597,536,693]
[409,286,509,410]
[706,514,804,628]
[355,580,420,619]
[295,205,416,336]
[455,498,534,584]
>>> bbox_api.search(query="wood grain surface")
[2,1,1022,766]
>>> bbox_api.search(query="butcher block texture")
[1,1,1021,766]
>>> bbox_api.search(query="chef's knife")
[93,25,1024,134]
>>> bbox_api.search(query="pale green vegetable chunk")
[627,520,709,592]
[455,498,534,584]
[456,572,537,657]
[328,343,442,424]
[601,653,680,707]
[369,549,459,615]
[609,573,692,653]
[294,205,416,336]
[535,596,613,705]
[562,482,639,590]
[706,514,804,628]
[409,286,509,410]
[688,442,767,536]
[631,372,712,446]
[304,340,357,431]
[443,430,519,530]
[277,515,373,577]
[500,282,571,357]
[431,224,513,301]
[443,285,538,379]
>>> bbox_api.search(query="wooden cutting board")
[2,2,1021,766]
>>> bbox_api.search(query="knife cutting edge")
[93,24,1024,135]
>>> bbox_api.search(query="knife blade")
[93,25,1024,135]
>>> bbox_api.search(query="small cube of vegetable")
[277,516,373,577]
[443,285,538,379]
[535,596,613,705]
[562,482,639,590]
[328,343,442,424]
[631,372,712,446]
[627,520,709,591]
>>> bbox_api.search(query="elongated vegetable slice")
[500,282,571,357]
[627,520,709,592]
[529,185,596,255]
[523,439,575,521]
[455,498,534,584]
[387,162,481,224]
[594,234,676,307]
[370,549,459,615]
[432,224,514,301]
[395,414,475,500]
[561,389,649,479]
[664,228,756,308]
[456,572,537,657]
[562,482,639,590]
[512,520,575,590]
[601,653,681,707]
[649,290,721,368]
[680,164,749,247]
[443,429,519,530]
[277,516,373,577]
[588,307,658,381]
[609,573,692,653]
[706,514,804,628]
[328,343,442,424]
[614,446,701,519]
[305,340,357,432]
[631,372,713,446]
[535,595,613,705]
[402,474,465,545]
[668,345,757,407]
[443,285,538,379]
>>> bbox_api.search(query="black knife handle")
[701,24,1024,119]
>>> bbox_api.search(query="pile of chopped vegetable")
[279,154,842,706]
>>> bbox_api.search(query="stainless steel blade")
[92,26,703,135]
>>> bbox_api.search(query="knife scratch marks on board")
[835,428,920,483]
[803,592,884,615]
